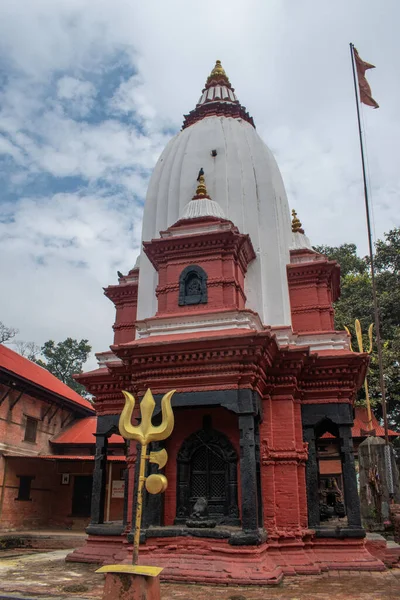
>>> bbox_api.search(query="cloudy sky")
[0,0,398,368]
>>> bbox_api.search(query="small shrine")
[69,61,386,583]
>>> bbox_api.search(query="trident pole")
[349,43,393,495]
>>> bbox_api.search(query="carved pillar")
[142,441,164,528]
[227,461,239,523]
[123,442,129,527]
[303,427,319,528]
[239,415,258,531]
[175,460,190,522]
[90,434,108,525]
[255,421,263,527]
[338,425,362,529]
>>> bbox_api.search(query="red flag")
[353,47,379,109]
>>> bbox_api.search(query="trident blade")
[367,323,374,354]
[119,390,145,444]
[146,390,175,444]
[344,326,354,353]
[355,319,363,353]
[118,389,175,445]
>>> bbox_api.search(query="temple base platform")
[67,528,396,585]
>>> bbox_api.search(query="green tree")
[315,228,400,429]
[36,338,92,396]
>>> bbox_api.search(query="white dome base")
[180,198,226,220]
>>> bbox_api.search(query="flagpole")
[349,43,393,495]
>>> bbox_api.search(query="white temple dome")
[137,61,293,328]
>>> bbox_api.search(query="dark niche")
[178,265,208,306]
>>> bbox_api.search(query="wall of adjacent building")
[0,384,72,457]
[0,457,55,529]
[0,383,88,530]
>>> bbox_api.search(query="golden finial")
[291,209,304,234]
[207,59,229,84]
[210,59,226,78]
[193,168,209,198]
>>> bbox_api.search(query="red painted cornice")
[143,225,256,273]
[182,102,255,130]
[104,281,138,307]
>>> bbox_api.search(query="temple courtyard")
[0,548,399,600]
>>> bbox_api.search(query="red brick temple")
[69,61,386,582]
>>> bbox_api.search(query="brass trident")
[344,319,374,432]
[119,388,175,565]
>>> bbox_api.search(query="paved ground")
[0,550,399,599]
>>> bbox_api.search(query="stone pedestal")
[96,565,163,600]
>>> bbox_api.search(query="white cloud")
[56,76,97,116]
[0,0,399,368]
[0,191,141,368]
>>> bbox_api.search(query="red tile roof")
[322,406,399,439]
[52,417,124,445]
[0,344,94,413]
[352,406,399,438]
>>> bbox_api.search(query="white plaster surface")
[290,231,314,251]
[137,115,293,328]
[135,310,264,338]
[180,197,226,220]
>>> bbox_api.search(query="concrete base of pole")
[96,565,163,600]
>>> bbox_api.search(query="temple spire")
[206,60,230,87]
[193,168,209,199]
[182,59,255,130]
[291,209,304,234]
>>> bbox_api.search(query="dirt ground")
[0,549,400,600]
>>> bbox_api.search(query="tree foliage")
[315,227,400,429]
[36,338,92,396]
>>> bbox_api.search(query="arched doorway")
[175,427,239,525]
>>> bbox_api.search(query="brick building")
[68,61,388,582]
[0,344,125,530]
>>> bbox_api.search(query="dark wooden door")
[71,475,93,517]
[190,446,227,517]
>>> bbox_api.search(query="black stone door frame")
[86,414,126,536]
[302,403,364,538]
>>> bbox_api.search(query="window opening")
[24,416,38,443]
[17,476,33,501]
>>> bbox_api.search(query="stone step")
[365,533,400,567]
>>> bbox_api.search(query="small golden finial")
[193,167,209,198]
[291,209,304,234]
[211,59,226,77]
[207,59,229,84]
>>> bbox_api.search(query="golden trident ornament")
[344,320,374,432]
[119,388,175,565]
